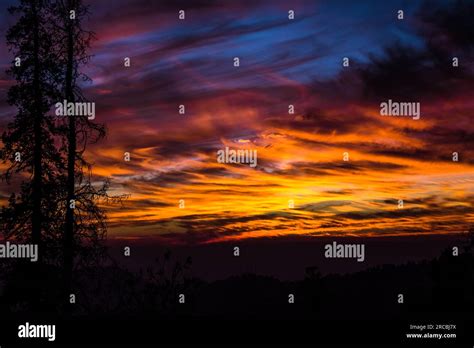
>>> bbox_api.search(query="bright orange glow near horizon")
[87,99,474,244]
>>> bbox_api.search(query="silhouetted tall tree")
[1,0,124,314]
[49,0,125,311]
[0,0,66,310]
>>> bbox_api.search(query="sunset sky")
[1,0,473,244]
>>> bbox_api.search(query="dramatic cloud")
[1,0,473,243]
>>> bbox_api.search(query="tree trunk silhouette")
[63,0,76,310]
[31,0,44,313]
[51,0,125,313]
[32,0,43,254]
[2,0,125,315]
[2,0,65,312]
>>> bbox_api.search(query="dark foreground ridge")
[0,236,473,344]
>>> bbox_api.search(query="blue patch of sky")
[91,0,430,91]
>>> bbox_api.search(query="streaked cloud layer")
[1,0,473,243]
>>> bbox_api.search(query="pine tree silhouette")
[1,0,125,315]
[0,0,66,311]
[49,0,127,313]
